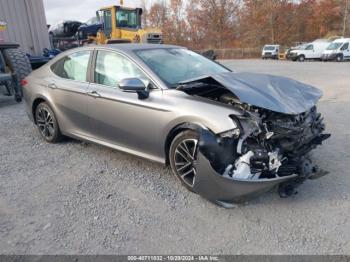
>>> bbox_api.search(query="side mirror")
[119,78,149,99]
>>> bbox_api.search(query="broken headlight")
[219,128,240,138]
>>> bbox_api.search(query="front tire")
[336,54,343,62]
[35,102,63,143]
[298,55,305,62]
[169,130,199,192]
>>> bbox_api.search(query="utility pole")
[343,0,349,37]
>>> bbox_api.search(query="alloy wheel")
[173,138,198,188]
[36,107,55,139]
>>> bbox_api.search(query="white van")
[261,45,280,59]
[289,40,330,61]
[321,38,350,61]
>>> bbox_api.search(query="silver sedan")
[23,44,330,207]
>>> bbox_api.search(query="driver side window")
[341,43,349,51]
[305,44,313,50]
[94,51,148,88]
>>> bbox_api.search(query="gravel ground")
[0,60,349,255]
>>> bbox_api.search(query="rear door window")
[51,51,91,81]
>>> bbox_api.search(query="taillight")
[20,79,28,87]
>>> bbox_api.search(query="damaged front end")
[178,72,331,207]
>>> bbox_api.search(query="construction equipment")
[0,21,32,102]
[90,1,163,45]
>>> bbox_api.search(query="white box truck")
[289,40,331,62]
[321,38,350,62]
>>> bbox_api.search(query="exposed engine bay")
[177,73,330,206]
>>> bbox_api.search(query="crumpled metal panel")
[182,72,323,114]
[212,72,322,114]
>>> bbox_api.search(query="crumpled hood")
[211,72,322,114]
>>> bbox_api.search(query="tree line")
[141,0,350,49]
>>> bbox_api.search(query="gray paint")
[0,0,50,55]
[194,151,297,205]
[212,72,322,114]
[23,45,240,164]
[181,72,323,115]
[22,44,329,205]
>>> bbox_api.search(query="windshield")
[264,46,276,51]
[116,9,140,28]
[326,42,343,50]
[296,44,309,50]
[135,48,230,87]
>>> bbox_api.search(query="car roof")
[100,43,184,52]
[48,44,186,65]
[333,38,350,43]
[66,44,186,56]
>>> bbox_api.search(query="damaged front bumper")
[191,123,330,207]
[193,151,298,207]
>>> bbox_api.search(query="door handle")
[86,90,101,98]
[48,83,57,89]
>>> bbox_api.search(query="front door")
[304,44,315,59]
[341,42,350,60]
[86,50,165,160]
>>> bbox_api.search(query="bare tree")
[342,0,350,36]
[148,1,168,28]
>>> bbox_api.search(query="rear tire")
[35,102,63,143]
[169,130,199,192]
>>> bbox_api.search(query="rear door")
[49,50,92,136]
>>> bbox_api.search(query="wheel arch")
[31,96,57,125]
[164,122,206,165]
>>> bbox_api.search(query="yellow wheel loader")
[90,3,162,45]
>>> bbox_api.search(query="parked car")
[22,44,330,207]
[49,20,82,38]
[321,38,350,62]
[289,40,330,61]
[77,17,102,40]
[285,43,307,60]
[261,44,280,59]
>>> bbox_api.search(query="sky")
[43,0,143,25]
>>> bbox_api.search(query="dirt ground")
[0,59,349,255]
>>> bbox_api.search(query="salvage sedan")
[22,44,330,207]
